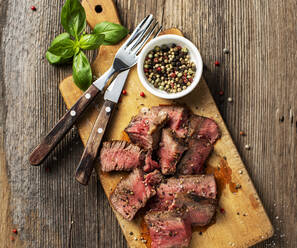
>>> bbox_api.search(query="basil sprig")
[46,0,128,91]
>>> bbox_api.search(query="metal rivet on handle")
[70,110,76,116]
[105,107,111,113]
[85,93,91,99]
[97,128,103,134]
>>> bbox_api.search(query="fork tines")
[124,15,159,55]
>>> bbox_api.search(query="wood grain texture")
[0,0,296,248]
[29,84,100,165]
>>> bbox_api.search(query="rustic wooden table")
[0,0,296,247]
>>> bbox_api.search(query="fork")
[29,15,156,166]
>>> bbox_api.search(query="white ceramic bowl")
[137,34,203,99]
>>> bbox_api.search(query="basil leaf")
[93,21,128,45]
[46,33,73,64]
[72,51,92,91]
[61,0,86,39]
[47,37,75,59]
[79,33,104,50]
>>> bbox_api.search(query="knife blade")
[104,69,130,103]
[75,70,130,185]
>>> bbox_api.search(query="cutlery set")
[29,15,161,185]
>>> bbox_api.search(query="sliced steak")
[110,168,155,220]
[169,193,217,227]
[151,105,190,138]
[151,174,217,210]
[145,170,163,186]
[158,128,187,175]
[144,210,192,248]
[143,150,160,172]
[178,138,213,175]
[188,114,221,144]
[124,108,168,150]
[100,141,145,172]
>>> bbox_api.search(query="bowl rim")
[137,34,203,99]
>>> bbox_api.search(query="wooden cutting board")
[59,0,273,247]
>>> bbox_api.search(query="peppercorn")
[140,92,145,97]
[154,46,160,52]
[220,208,225,214]
[143,44,196,93]
[122,90,127,95]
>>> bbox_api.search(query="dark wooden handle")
[29,84,100,166]
[75,100,115,185]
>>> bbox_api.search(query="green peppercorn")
[181,47,188,53]
[154,46,160,51]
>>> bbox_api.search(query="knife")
[75,26,162,185]
[75,70,130,185]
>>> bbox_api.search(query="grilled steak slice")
[158,128,187,175]
[188,115,221,144]
[125,108,168,150]
[151,174,217,210]
[169,193,217,227]
[178,138,213,175]
[151,105,190,138]
[110,168,155,220]
[145,170,163,186]
[144,210,192,248]
[100,141,145,172]
[143,150,160,172]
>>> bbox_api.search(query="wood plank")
[0,0,296,247]
[58,1,274,246]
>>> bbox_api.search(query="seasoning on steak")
[124,108,168,150]
[144,170,163,186]
[99,141,145,172]
[169,193,217,227]
[178,138,213,175]
[144,210,192,248]
[188,114,221,144]
[143,150,160,172]
[151,105,190,138]
[158,128,187,175]
[151,174,217,210]
[110,168,155,220]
